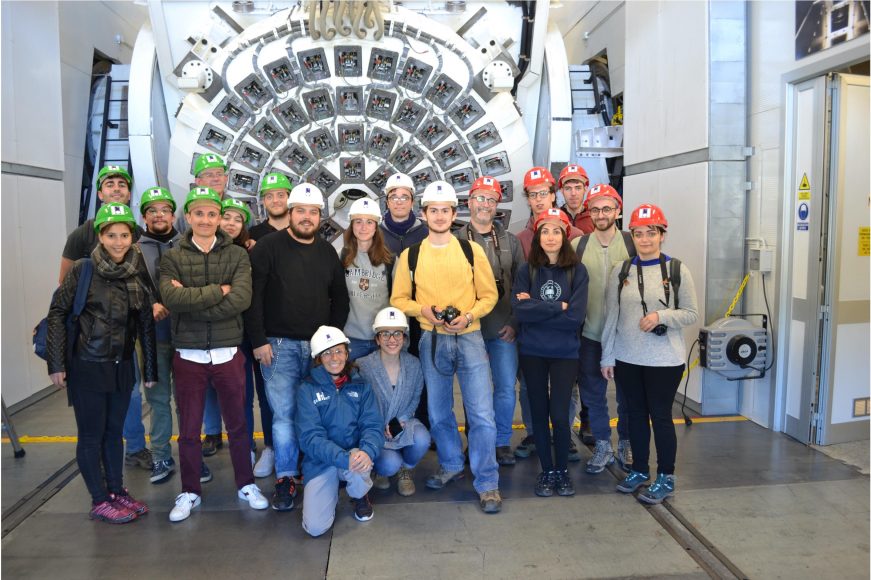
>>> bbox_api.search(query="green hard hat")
[139,187,177,215]
[93,203,136,233]
[194,153,227,177]
[221,198,252,225]
[184,187,222,213]
[259,172,293,196]
[97,165,132,189]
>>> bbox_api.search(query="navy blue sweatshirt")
[512,262,589,359]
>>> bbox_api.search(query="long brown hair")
[232,226,250,248]
[527,226,578,269]
[342,223,393,268]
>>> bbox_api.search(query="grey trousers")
[302,466,373,537]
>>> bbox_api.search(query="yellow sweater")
[391,237,498,334]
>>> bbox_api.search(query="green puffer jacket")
[159,229,252,349]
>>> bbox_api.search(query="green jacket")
[159,230,252,349]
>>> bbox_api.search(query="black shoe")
[534,471,555,497]
[579,424,595,446]
[568,441,582,463]
[554,469,576,496]
[514,435,536,459]
[352,494,374,522]
[272,477,296,511]
[200,462,213,483]
[202,434,223,457]
[150,458,175,484]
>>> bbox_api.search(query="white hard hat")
[347,197,382,223]
[310,326,350,359]
[287,182,325,209]
[421,181,458,207]
[384,173,414,195]
[372,307,409,333]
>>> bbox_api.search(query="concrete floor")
[2,388,869,579]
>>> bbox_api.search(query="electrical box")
[699,317,769,380]
[748,248,774,272]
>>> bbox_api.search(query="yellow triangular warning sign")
[798,173,811,191]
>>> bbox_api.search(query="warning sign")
[798,173,811,201]
[859,227,870,257]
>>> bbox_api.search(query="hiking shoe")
[579,423,595,445]
[567,441,582,463]
[496,446,516,466]
[534,471,555,497]
[514,435,536,458]
[554,470,576,497]
[90,500,137,524]
[150,458,175,484]
[202,434,223,457]
[200,462,213,483]
[124,448,153,470]
[585,440,615,474]
[372,473,390,490]
[425,466,465,490]
[353,494,374,521]
[616,439,633,473]
[616,470,650,493]
[238,483,269,510]
[396,467,416,496]
[110,489,149,515]
[169,492,200,522]
[479,489,502,513]
[272,477,296,511]
[638,474,675,504]
[253,447,275,478]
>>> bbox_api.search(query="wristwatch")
[465,313,473,328]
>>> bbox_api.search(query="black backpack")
[33,259,94,361]
[575,230,637,260]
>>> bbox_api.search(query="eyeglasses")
[588,206,617,216]
[526,190,552,200]
[145,208,173,216]
[388,195,411,203]
[631,229,661,239]
[377,330,405,340]
[471,195,499,206]
[319,347,348,358]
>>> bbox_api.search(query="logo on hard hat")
[483,177,494,185]
[547,209,560,217]
[568,165,579,172]
[530,169,542,179]
[325,333,331,340]
[149,188,160,196]
[591,185,602,194]
[110,205,126,215]
[389,311,396,320]
[206,155,218,163]
[267,175,278,184]
[108,165,122,171]
[638,207,652,218]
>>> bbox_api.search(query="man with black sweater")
[245,182,350,512]
[248,172,292,243]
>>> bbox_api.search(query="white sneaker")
[238,483,269,510]
[169,492,201,522]
[253,447,275,478]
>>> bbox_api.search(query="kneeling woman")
[513,209,588,498]
[296,326,385,536]
[357,307,431,496]
[47,203,157,523]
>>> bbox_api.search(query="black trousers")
[615,360,684,475]
[519,355,577,472]
[69,386,132,504]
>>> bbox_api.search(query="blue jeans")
[374,423,431,476]
[420,330,499,494]
[123,357,146,454]
[203,387,222,436]
[143,341,177,462]
[348,338,378,362]
[519,369,581,436]
[261,338,310,478]
[484,337,518,447]
[579,336,628,440]
[243,341,273,450]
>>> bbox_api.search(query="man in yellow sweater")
[391,181,502,513]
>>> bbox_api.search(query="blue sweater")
[512,262,589,359]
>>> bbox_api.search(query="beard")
[267,206,289,219]
[290,221,317,240]
[594,217,616,232]
[148,221,172,235]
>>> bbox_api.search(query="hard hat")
[310,326,351,359]
[97,165,132,189]
[533,208,571,232]
[221,198,252,225]
[184,187,222,213]
[372,307,409,333]
[94,203,136,233]
[421,181,458,207]
[628,204,668,230]
[259,172,293,196]
[348,198,382,223]
[470,176,503,201]
[584,183,623,210]
[558,164,589,188]
[523,167,555,191]
[139,187,177,215]
[384,172,415,195]
[287,182,325,209]
[194,153,227,177]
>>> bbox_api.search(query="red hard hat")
[533,208,571,232]
[558,164,589,189]
[628,204,668,230]
[523,167,556,190]
[584,183,623,210]
[470,176,503,201]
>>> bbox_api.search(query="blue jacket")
[512,262,589,359]
[296,365,385,480]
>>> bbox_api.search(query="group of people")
[46,154,698,535]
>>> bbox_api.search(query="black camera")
[495,279,505,299]
[652,324,668,336]
[433,305,461,324]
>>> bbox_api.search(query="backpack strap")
[457,238,475,272]
[72,259,94,318]
[575,235,591,260]
[669,257,681,310]
[616,258,633,306]
[407,242,422,301]
[621,231,637,258]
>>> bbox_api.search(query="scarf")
[91,243,147,310]
[383,211,417,236]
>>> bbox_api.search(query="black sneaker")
[200,462,213,483]
[202,434,223,457]
[272,477,296,511]
[554,469,576,497]
[514,435,536,459]
[579,423,595,446]
[125,448,153,470]
[352,494,373,522]
[150,458,175,484]
[534,471,555,497]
